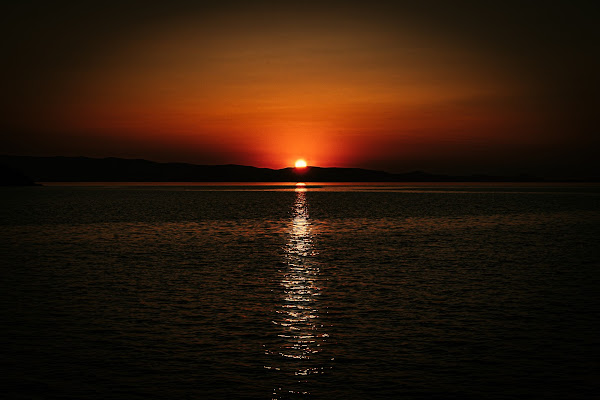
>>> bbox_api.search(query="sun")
[294,159,307,168]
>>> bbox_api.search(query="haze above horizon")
[1,1,597,179]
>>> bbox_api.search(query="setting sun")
[295,159,307,168]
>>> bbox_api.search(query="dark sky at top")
[1,1,597,177]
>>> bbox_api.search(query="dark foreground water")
[1,183,599,399]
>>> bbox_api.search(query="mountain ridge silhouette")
[0,155,561,183]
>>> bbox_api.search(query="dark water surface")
[1,183,599,399]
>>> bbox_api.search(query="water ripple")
[266,188,333,399]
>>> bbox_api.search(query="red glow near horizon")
[2,4,570,175]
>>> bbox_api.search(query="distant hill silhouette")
[0,163,39,186]
[0,155,547,183]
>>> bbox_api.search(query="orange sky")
[1,1,597,177]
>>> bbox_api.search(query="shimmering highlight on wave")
[267,188,333,398]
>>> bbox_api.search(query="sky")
[1,1,597,177]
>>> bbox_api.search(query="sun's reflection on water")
[267,187,331,398]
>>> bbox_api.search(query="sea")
[1,182,598,399]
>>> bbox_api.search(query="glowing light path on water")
[266,186,332,398]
